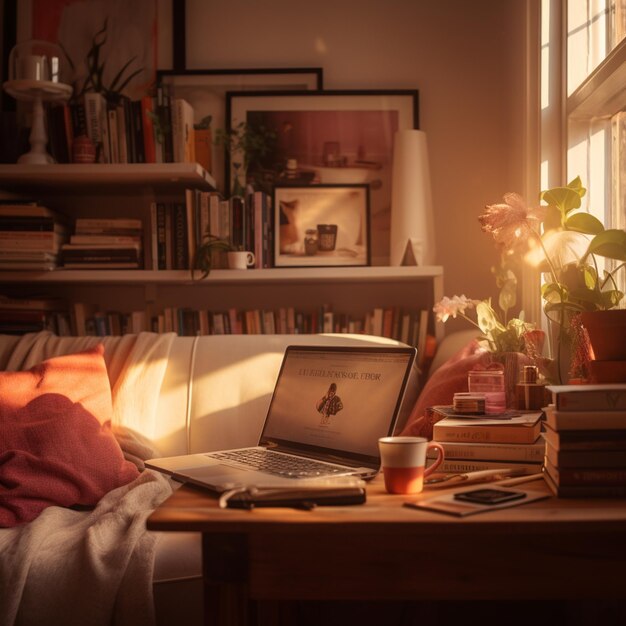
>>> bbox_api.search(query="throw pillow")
[0,344,139,527]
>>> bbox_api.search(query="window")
[541,0,626,298]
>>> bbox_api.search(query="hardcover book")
[542,425,626,450]
[543,469,626,498]
[428,438,546,463]
[544,456,626,486]
[431,410,542,444]
[543,404,626,431]
[544,440,626,469]
[547,384,626,411]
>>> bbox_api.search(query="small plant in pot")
[480,177,626,382]
[191,234,232,280]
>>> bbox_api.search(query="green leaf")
[541,282,565,304]
[108,56,139,92]
[566,176,586,197]
[582,265,598,290]
[540,186,582,214]
[565,212,604,235]
[475,300,504,335]
[498,278,517,314]
[583,229,626,262]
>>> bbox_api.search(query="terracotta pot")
[588,360,626,383]
[580,310,626,361]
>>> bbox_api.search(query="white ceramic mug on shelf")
[227,251,255,269]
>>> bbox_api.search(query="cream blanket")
[0,331,178,625]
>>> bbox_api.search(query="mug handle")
[423,442,445,477]
[246,252,256,266]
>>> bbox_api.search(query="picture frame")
[273,184,370,268]
[226,89,418,265]
[156,68,323,192]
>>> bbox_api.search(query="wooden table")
[147,476,626,626]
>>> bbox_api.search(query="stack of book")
[543,384,626,497]
[47,90,195,166]
[150,189,274,271]
[61,218,143,269]
[0,202,68,270]
[429,406,544,474]
[0,295,70,335]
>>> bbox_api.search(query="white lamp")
[389,129,436,266]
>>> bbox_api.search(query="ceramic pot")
[580,310,626,361]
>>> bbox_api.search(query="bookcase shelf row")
[0,266,443,285]
[0,163,216,191]
[0,162,445,344]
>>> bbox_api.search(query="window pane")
[567,0,626,95]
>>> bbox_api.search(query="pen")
[494,472,545,487]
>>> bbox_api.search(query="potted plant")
[214,121,277,196]
[191,234,233,280]
[62,18,142,103]
[480,177,626,381]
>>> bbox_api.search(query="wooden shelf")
[0,265,444,285]
[0,163,216,190]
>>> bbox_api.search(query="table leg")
[202,533,253,626]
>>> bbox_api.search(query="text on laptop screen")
[260,347,414,458]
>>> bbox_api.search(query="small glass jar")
[317,224,338,251]
[304,228,319,255]
[468,370,506,415]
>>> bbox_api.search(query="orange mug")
[378,436,445,495]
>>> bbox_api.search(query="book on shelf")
[83,92,106,161]
[543,468,626,498]
[545,440,626,469]
[427,437,546,463]
[0,203,61,218]
[0,233,66,252]
[172,97,195,163]
[431,409,543,444]
[0,295,67,311]
[543,403,626,431]
[69,234,142,245]
[62,262,142,269]
[547,384,626,411]
[141,95,157,164]
[542,424,626,451]
[74,218,143,232]
[0,217,67,232]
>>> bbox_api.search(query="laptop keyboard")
[209,448,352,479]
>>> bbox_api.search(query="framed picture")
[274,184,370,268]
[226,89,418,265]
[156,68,323,193]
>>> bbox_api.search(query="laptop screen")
[259,346,416,467]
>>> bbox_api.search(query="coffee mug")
[378,436,445,495]
[227,251,255,269]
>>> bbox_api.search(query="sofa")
[1,329,451,626]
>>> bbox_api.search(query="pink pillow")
[0,345,139,527]
[401,340,481,438]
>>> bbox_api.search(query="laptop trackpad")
[181,464,254,486]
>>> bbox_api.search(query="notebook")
[146,344,417,492]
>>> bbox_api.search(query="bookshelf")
[0,164,444,341]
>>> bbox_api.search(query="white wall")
[185,0,531,327]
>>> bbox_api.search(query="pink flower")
[479,193,547,251]
[433,295,477,322]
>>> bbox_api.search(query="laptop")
[146,345,417,492]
